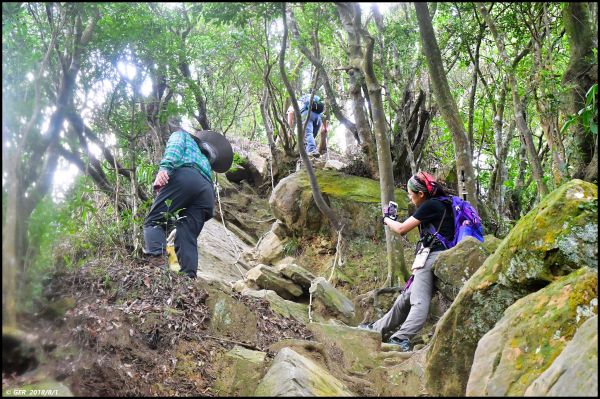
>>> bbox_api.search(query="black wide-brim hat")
[193,130,234,173]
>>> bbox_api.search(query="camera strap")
[416,207,446,253]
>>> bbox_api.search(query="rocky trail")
[2,148,598,397]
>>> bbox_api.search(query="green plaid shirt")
[159,130,213,182]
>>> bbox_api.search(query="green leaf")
[560,118,576,134]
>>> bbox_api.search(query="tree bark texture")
[280,3,342,233]
[562,2,598,181]
[3,4,100,327]
[336,2,408,285]
[415,2,479,208]
[335,2,380,180]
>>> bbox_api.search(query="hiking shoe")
[308,151,320,158]
[357,322,375,331]
[146,255,166,270]
[388,337,411,352]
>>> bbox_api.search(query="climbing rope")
[308,225,345,324]
[327,226,345,283]
[214,175,246,278]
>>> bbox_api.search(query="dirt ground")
[3,254,314,396]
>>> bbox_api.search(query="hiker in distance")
[142,118,233,279]
[358,172,455,352]
[286,93,326,157]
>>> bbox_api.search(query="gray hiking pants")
[372,250,441,341]
[143,167,214,278]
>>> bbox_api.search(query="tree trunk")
[288,10,359,144]
[479,4,549,198]
[415,3,478,207]
[562,2,598,181]
[280,3,342,233]
[391,88,432,184]
[335,2,408,285]
[529,7,567,186]
[2,125,18,328]
[362,23,408,285]
[467,27,484,154]
[488,82,508,216]
[508,141,529,219]
[335,3,380,179]
[5,5,101,321]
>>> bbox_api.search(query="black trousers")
[143,167,214,278]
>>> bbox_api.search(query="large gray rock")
[214,345,267,397]
[254,347,353,396]
[269,169,409,238]
[206,288,258,346]
[425,180,598,397]
[197,219,252,284]
[245,264,303,300]
[254,231,287,265]
[524,315,598,397]
[370,348,428,396]
[432,236,491,301]
[241,288,325,325]
[309,277,356,324]
[466,267,598,396]
[275,262,317,291]
[307,323,381,373]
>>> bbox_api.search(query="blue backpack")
[427,196,484,249]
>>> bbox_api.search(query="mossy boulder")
[269,169,409,238]
[370,348,428,396]
[213,345,267,396]
[206,288,258,346]
[254,347,354,396]
[307,323,382,373]
[432,236,492,302]
[309,277,356,324]
[524,314,598,396]
[245,264,304,300]
[241,288,325,325]
[275,262,317,291]
[425,179,598,397]
[482,234,502,253]
[467,267,598,396]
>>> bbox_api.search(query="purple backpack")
[427,196,484,249]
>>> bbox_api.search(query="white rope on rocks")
[214,177,246,278]
[309,225,345,324]
[327,225,345,283]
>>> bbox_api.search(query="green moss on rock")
[425,179,598,397]
[467,267,598,396]
[273,169,409,238]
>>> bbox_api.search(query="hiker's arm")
[384,216,421,235]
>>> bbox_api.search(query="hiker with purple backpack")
[358,171,484,351]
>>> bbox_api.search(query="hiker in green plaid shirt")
[143,121,215,279]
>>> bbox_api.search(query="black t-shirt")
[412,198,454,251]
